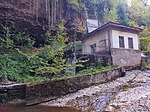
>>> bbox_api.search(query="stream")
[0,103,81,112]
[0,70,150,112]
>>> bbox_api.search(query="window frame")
[119,36,125,48]
[128,37,134,49]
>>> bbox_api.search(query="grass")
[0,49,48,85]
[52,66,113,81]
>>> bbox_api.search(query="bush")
[140,37,150,51]
[0,52,44,83]
[0,26,34,49]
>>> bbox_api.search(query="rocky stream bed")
[1,70,150,112]
[42,70,150,112]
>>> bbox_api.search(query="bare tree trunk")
[51,0,54,26]
[45,0,48,14]
[59,0,62,20]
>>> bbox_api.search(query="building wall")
[82,28,141,67]
[111,30,139,50]
[110,30,141,67]
[111,48,141,67]
[82,30,109,54]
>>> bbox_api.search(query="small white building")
[82,22,143,67]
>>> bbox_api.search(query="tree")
[140,37,150,51]
[96,0,118,25]
[129,0,147,26]
[16,22,76,79]
[117,0,129,25]
[0,26,34,49]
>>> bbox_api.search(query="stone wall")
[111,48,141,67]
[26,68,123,105]
[0,68,124,105]
[0,84,26,105]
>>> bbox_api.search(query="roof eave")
[81,22,143,41]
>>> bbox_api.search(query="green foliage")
[103,0,118,23]
[117,0,129,25]
[129,0,149,26]
[70,0,79,6]
[0,26,40,83]
[0,22,85,83]
[146,59,150,69]
[17,22,73,79]
[52,66,112,81]
[0,51,45,83]
[0,26,14,49]
[140,27,150,37]
[13,32,34,47]
[77,66,112,76]
[141,58,150,70]
[0,26,34,49]
[104,8,118,23]
[140,37,150,51]
[70,0,85,8]
[83,0,118,24]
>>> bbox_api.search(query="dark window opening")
[119,36,125,48]
[128,37,134,49]
[90,43,96,53]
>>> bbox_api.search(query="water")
[0,103,81,112]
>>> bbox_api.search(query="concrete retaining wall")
[26,67,123,105]
[0,68,123,105]
[0,84,26,105]
[111,48,141,67]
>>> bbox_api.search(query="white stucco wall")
[82,30,108,54]
[111,30,139,50]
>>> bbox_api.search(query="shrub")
[0,52,44,83]
[140,37,150,51]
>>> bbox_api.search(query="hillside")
[0,0,87,37]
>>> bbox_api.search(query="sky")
[148,0,150,5]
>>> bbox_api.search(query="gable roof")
[81,22,143,41]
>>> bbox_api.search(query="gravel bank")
[42,70,150,112]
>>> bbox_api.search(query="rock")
[43,70,150,112]
[1,75,14,85]
[0,0,87,38]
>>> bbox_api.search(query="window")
[128,37,134,49]
[90,44,96,53]
[119,36,125,48]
